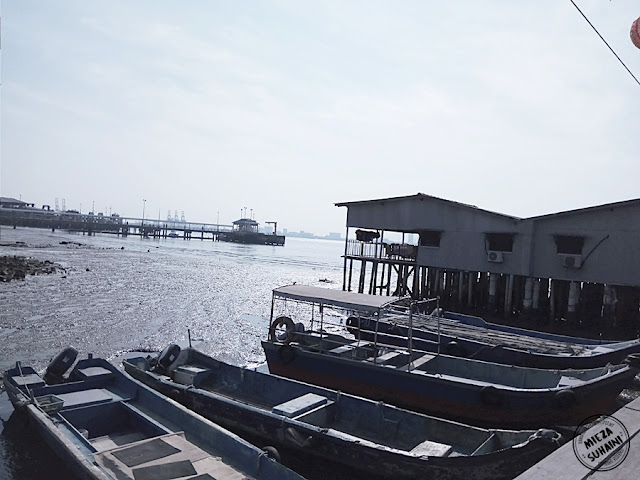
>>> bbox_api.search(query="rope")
[570,0,640,87]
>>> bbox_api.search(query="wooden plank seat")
[557,375,583,388]
[94,432,248,480]
[397,353,435,372]
[373,351,404,364]
[76,366,115,381]
[173,365,210,386]
[410,438,453,457]
[328,341,369,356]
[55,388,127,409]
[272,393,330,418]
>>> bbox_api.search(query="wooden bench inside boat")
[397,353,436,372]
[272,393,333,418]
[55,388,129,410]
[557,375,583,388]
[410,438,453,457]
[328,341,371,357]
[75,366,116,381]
[94,431,246,480]
[173,365,210,386]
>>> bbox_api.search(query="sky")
[1,1,639,235]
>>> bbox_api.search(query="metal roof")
[232,218,259,225]
[335,193,519,220]
[335,192,640,223]
[272,285,399,313]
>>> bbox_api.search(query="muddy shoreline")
[0,255,65,283]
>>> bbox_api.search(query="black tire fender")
[624,353,640,370]
[346,316,360,328]
[269,316,295,344]
[554,389,577,409]
[446,340,467,357]
[262,446,281,463]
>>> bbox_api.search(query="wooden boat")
[123,344,564,480]
[347,301,640,369]
[262,285,639,429]
[3,351,305,480]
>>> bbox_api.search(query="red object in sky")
[632,16,640,49]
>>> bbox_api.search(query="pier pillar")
[489,273,498,310]
[567,281,580,323]
[370,261,378,295]
[358,260,367,294]
[414,266,421,299]
[523,277,533,312]
[467,272,474,306]
[342,227,349,291]
[379,262,386,294]
[549,279,556,321]
[532,278,541,310]
[457,272,464,306]
[504,274,514,318]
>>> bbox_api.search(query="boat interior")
[142,349,539,458]
[9,361,262,480]
[290,330,621,389]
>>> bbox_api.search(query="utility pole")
[142,199,147,227]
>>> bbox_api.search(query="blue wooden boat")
[268,284,640,369]
[347,302,640,369]
[3,351,305,480]
[123,345,563,480]
[262,285,639,429]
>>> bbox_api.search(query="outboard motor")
[155,344,181,373]
[43,347,79,384]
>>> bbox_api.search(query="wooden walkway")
[516,396,640,479]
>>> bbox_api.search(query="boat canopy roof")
[273,285,400,313]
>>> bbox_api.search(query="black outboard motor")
[155,344,181,374]
[43,347,79,384]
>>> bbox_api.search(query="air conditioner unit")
[487,251,504,263]
[561,254,582,268]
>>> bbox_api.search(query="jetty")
[515,395,640,479]
[0,206,235,240]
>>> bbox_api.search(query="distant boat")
[261,285,639,429]
[218,217,285,246]
[346,301,640,369]
[123,345,563,480]
[3,351,305,480]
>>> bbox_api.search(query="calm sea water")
[0,226,346,480]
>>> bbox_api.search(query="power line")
[570,0,640,88]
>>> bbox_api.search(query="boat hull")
[262,340,635,429]
[350,315,640,369]
[3,355,304,480]
[124,349,562,480]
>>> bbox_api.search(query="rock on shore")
[0,256,64,282]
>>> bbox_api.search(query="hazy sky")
[2,1,639,235]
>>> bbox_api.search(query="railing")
[345,239,417,260]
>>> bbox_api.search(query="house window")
[554,235,584,255]
[486,233,514,252]
[419,230,441,247]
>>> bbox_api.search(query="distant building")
[0,197,34,208]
